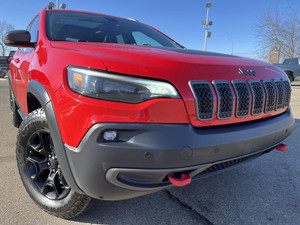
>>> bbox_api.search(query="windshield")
[46,11,181,48]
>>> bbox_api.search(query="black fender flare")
[26,80,84,194]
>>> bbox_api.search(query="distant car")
[0,51,15,78]
[273,58,300,82]
[0,56,9,78]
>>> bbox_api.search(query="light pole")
[203,2,212,51]
[56,0,59,9]
[225,38,234,55]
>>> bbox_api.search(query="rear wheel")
[16,108,92,219]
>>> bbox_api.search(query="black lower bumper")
[64,109,294,200]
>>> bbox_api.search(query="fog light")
[103,131,117,141]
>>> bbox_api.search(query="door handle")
[13,58,20,63]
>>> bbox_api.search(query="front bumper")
[64,108,294,200]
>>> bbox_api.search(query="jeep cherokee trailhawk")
[5,8,294,219]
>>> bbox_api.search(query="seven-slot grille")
[191,79,291,121]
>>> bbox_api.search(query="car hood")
[50,42,284,80]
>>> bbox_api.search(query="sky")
[0,0,300,60]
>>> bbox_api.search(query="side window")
[132,31,162,47]
[116,34,125,44]
[27,15,40,43]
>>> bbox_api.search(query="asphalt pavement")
[0,78,299,225]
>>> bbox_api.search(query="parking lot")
[0,78,299,225]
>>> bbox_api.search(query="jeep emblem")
[238,68,256,77]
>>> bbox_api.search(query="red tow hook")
[276,143,289,151]
[168,174,191,187]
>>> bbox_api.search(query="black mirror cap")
[4,30,35,47]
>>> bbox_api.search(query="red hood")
[50,42,285,80]
[50,41,288,127]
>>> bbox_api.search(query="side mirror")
[4,30,35,47]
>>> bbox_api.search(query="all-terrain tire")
[16,108,93,219]
[9,86,22,128]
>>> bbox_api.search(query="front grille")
[190,78,291,121]
[190,81,215,120]
[232,80,251,117]
[262,80,276,113]
[213,81,234,119]
[248,80,265,115]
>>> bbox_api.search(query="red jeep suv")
[5,8,294,219]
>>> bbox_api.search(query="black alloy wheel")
[26,129,70,200]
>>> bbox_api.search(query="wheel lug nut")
[47,162,50,166]
[49,154,52,158]
[52,169,56,172]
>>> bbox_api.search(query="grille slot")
[189,81,215,120]
[232,80,251,117]
[213,81,234,119]
[248,80,265,115]
[283,80,291,108]
[262,80,276,113]
[190,79,290,121]
[274,79,285,110]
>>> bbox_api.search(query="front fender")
[26,80,84,194]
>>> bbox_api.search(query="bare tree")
[254,8,300,62]
[0,21,15,56]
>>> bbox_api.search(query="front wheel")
[16,108,92,219]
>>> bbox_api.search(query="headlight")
[67,66,180,103]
